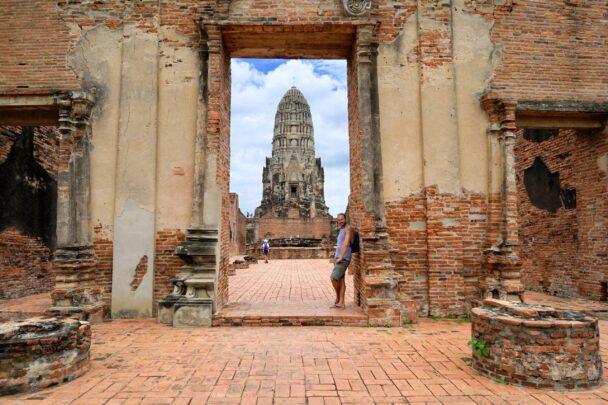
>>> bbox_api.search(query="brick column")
[416,0,466,316]
[354,25,402,326]
[158,23,221,327]
[480,97,524,301]
[49,91,105,322]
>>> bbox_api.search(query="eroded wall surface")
[378,0,498,315]
[58,3,201,317]
[516,128,608,300]
[1,0,606,319]
[0,126,59,299]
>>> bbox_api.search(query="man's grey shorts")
[331,259,350,280]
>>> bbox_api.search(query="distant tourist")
[330,213,354,309]
[262,239,270,263]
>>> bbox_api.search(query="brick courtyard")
[2,259,608,403]
[3,319,608,404]
[214,259,366,326]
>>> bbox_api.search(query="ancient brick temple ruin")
[0,0,607,327]
[246,86,333,251]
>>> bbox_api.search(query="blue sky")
[230,59,349,217]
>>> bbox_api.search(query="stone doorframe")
[480,95,608,302]
[167,20,403,327]
[0,91,105,322]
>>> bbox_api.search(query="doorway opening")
[0,125,58,302]
[223,57,363,323]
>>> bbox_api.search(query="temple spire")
[255,87,329,219]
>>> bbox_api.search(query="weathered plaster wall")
[66,21,200,317]
[380,2,495,201]
[67,25,122,238]
[452,1,494,193]
[378,16,423,199]
[378,3,498,316]
[110,25,158,318]
[156,27,198,231]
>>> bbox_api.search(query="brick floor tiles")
[216,259,366,325]
[4,318,608,404]
[228,259,354,304]
[0,292,50,320]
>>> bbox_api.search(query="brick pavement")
[0,292,51,320]
[4,318,608,404]
[228,259,354,305]
[3,262,608,402]
[216,259,366,325]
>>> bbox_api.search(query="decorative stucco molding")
[342,0,371,17]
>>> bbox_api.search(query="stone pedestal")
[361,227,402,327]
[158,228,217,327]
[48,246,106,323]
[481,245,524,302]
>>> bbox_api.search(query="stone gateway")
[0,0,606,327]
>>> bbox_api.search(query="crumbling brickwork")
[0,318,91,396]
[471,299,602,390]
[208,24,232,309]
[0,126,60,299]
[0,126,59,180]
[1,1,606,323]
[386,190,492,317]
[228,193,247,255]
[93,225,113,309]
[0,230,53,299]
[516,128,608,300]
[153,229,186,315]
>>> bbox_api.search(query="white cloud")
[230,59,349,217]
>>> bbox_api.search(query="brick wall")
[0,0,79,94]
[93,225,113,309]
[385,188,491,317]
[253,217,332,242]
[0,229,53,299]
[0,126,59,299]
[516,128,608,300]
[484,0,608,102]
[228,193,247,255]
[346,42,365,311]
[2,1,606,319]
[153,229,186,315]
[206,24,232,309]
[1,126,60,175]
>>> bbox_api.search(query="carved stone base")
[50,245,107,323]
[47,302,106,324]
[175,300,213,327]
[158,228,217,328]
[361,228,402,327]
[158,297,214,327]
[481,248,525,303]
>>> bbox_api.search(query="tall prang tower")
[254,86,330,219]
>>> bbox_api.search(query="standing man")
[331,213,354,308]
[262,239,270,263]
